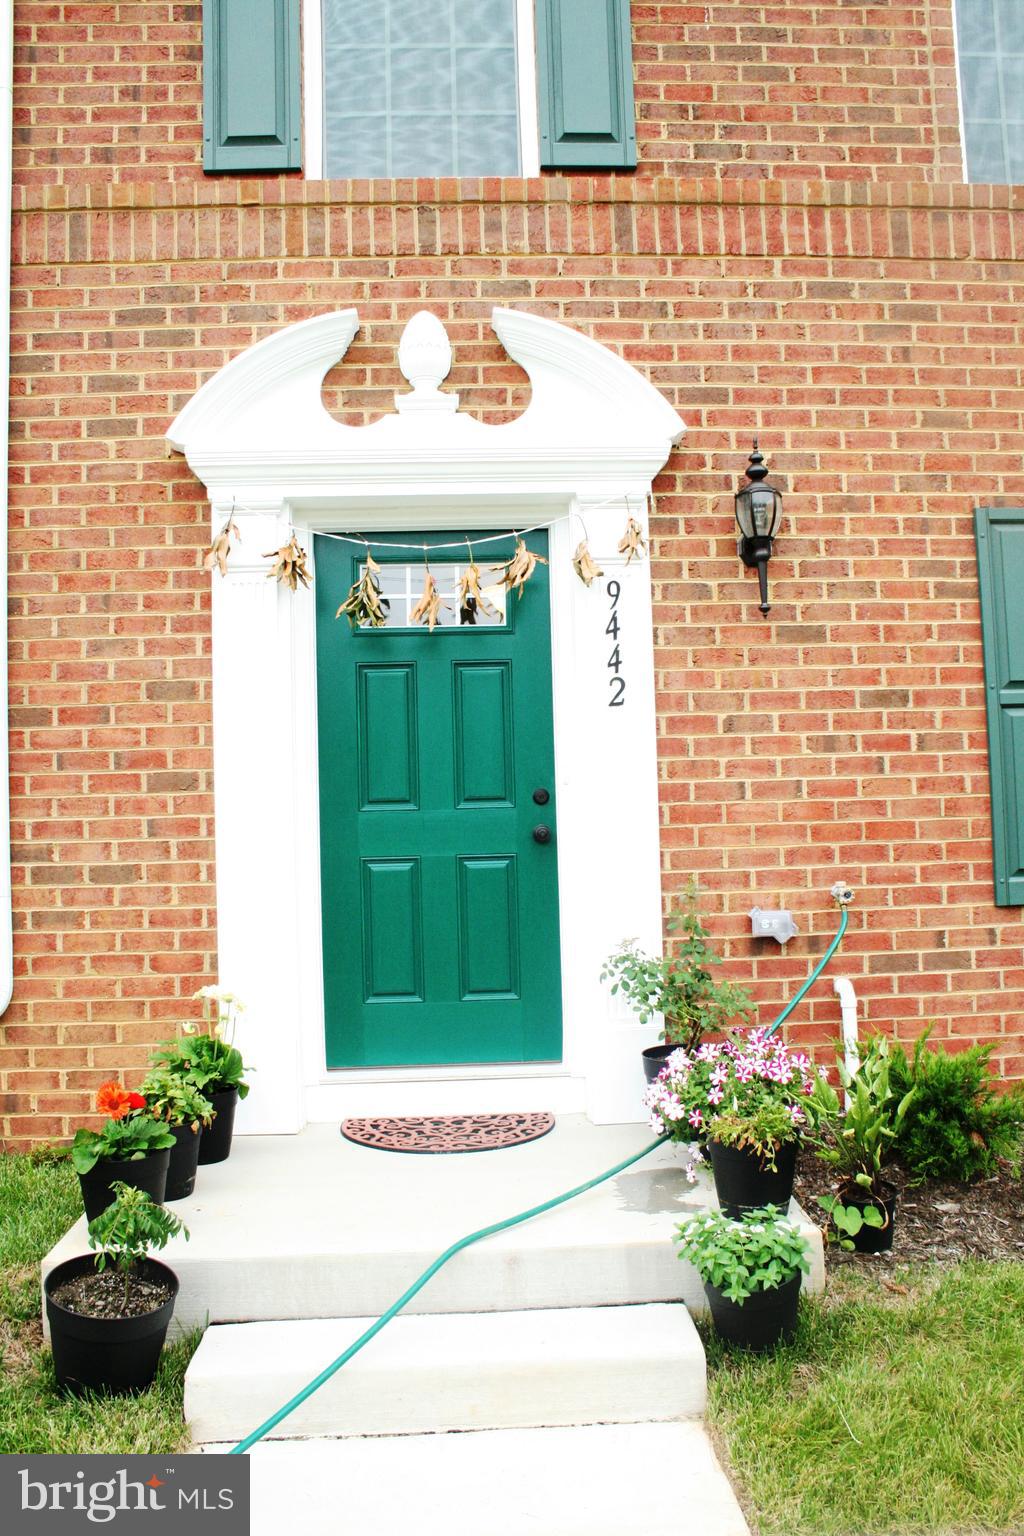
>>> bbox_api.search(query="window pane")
[356,562,508,629]
[960,52,1000,121]
[965,118,1007,182]
[323,0,521,177]
[959,0,996,52]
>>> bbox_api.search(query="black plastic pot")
[78,1147,171,1225]
[197,1086,237,1164]
[704,1271,801,1352]
[45,1254,180,1396]
[844,1180,897,1254]
[164,1122,202,1201]
[708,1138,798,1219]
[642,1044,678,1085]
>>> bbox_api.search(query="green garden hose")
[228,890,852,1454]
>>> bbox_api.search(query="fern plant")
[888,1029,1024,1182]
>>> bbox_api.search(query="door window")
[362,560,509,628]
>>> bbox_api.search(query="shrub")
[887,1029,1024,1182]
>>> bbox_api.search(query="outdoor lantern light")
[734,439,783,616]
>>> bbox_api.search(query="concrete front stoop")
[42,1118,815,1533]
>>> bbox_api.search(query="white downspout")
[0,0,13,1016]
[833,975,860,1101]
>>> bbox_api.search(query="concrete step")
[184,1301,706,1444]
[197,1422,751,1536]
[40,1121,825,1332]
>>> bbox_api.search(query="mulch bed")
[794,1150,1024,1267]
[48,1270,173,1320]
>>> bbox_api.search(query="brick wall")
[3,174,1024,1145]
[12,2,963,187]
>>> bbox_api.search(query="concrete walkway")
[200,1422,752,1536]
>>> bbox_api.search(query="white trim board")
[168,307,684,1132]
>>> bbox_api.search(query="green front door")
[315,531,563,1068]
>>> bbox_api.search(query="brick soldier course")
[3,4,1023,1145]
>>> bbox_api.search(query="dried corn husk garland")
[336,553,390,628]
[264,535,311,590]
[457,562,498,625]
[410,570,448,632]
[501,538,548,599]
[572,540,603,587]
[262,537,310,589]
[203,518,240,578]
[618,517,647,564]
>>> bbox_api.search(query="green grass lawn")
[0,1152,198,1454]
[706,1260,1024,1536]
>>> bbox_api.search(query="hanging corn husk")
[501,538,548,599]
[618,517,647,564]
[336,552,390,628]
[264,535,311,591]
[572,539,604,587]
[410,570,448,632]
[457,562,498,625]
[203,518,240,578]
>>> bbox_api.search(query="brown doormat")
[340,1112,556,1154]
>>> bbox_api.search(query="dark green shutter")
[975,508,1024,905]
[535,0,637,170]
[203,0,301,173]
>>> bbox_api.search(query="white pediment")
[167,307,684,493]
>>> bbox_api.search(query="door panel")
[316,531,562,1068]
[453,661,514,806]
[457,854,519,999]
[357,663,419,808]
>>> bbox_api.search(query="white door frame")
[168,308,684,1132]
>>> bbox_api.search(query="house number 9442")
[606,580,625,707]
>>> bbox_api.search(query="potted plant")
[45,1182,189,1395]
[675,1204,810,1351]
[601,881,754,1082]
[71,1083,177,1222]
[140,1067,215,1200]
[150,985,249,1165]
[645,1028,822,1216]
[809,1034,916,1253]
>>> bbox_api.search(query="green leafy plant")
[645,1028,822,1167]
[601,880,753,1050]
[674,1204,810,1304]
[140,1068,215,1131]
[71,1117,176,1176]
[887,1028,1024,1182]
[150,1034,250,1101]
[816,1193,886,1250]
[87,1182,189,1310]
[809,1034,916,1216]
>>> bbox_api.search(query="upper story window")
[955,0,1024,182]
[321,0,524,178]
[202,0,637,176]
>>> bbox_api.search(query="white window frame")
[302,0,540,180]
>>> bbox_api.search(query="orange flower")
[96,1080,138,1121]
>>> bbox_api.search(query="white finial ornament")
[396,311,458,414]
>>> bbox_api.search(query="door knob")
[532,787,550,805]
[532,824,552,844]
